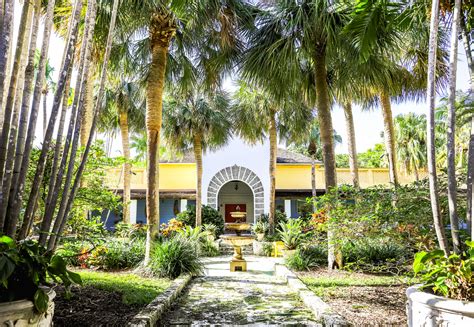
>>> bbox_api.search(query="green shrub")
[342,238,410,273]
[97,239,145,270]
[414,242,474,301]
[278,219,304,250]
[56,241,85,266]
[258,211,288,226]
[199,239,220,257]
[286,245,327,271]
[114,223,147,239]
[176,205,225,236]
[149,235,203,279]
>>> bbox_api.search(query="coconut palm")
[232,81,311,231]
[33,51,56,135]
[394,113,427,181]
[163,89,232,226]
[116,1,254,263]
[99,78,146,224]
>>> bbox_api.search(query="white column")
[284,199,292,218]
[180,199,188,212]
[130,200,137,224]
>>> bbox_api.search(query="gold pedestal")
[230,259,247,272]
[230,245,247,271]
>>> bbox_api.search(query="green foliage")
[258,211,288,226]
[114,222,147,240]
[285,245,327,271]
[0,236,81,312]
[342,238,411,273]
[278,219,304,250]
[252,220,269,234]
[78,271,170,305]
[88,239,145,270]
[358,143,387,168]
[199,239,220,257]
[336,154,349,168]
[176,205,225,236]
[149,235,203,279]
[414,242,474,301]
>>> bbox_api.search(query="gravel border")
[128,275,192,327]
[275,264,348,327]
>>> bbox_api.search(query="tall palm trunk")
[343,102,359,188]
[119,110,131,224]
[0,0,32,191]
[3,0,41,231]
[269,109,277,230]
[6,0,58,235]
[42,90,48,136]
[446,0,462,253]
[427,0,449,255]
[0,4,32,226]
[0,0,13,111]
[311,157,317,212]
[193,134,203,226]
[461,15,474,240]
[314,49,338,270]
[81,67,95,147]
[379,90,398,186]
[144,12,176,264]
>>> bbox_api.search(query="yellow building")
[105,139,422,226]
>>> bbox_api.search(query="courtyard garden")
[1,0,474,326]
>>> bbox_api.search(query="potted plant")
[407,241,474,326]
[252,220,268,242]
[0,236,82,326]
[278,219,304,257]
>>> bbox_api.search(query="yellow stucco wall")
[105,164,424,190]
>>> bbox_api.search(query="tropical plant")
[278,219,304,251]
[163,89,232,226]
[394,113,427,180]
[252,220,269,234]
[99,78,145,223]
[232,82,311,230]
[414,241,474,301]
[285,244,327,271]
[149,235,203,279]
[0,236,82,313]
[175,205,225,236]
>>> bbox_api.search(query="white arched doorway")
[206,165,264,222]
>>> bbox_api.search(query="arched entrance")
[207,165,264,222]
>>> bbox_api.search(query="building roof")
[161,148,317,164]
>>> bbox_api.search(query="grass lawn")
[53,270,171,326]
[299,269,416,326]
[78,270,171,305]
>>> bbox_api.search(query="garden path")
[160,256,320,326]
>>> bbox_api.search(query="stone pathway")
[160,256,320,326]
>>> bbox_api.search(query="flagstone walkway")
[160,256,321,326]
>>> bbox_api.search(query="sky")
[12,1,473,157]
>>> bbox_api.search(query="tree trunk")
[269,109,277,231]
[17,0,83,239]
[193,134,203,226]
[3,0,41,232]
[0,3,32,227]
[379,90,398,187]
[311,157,317,212]
[461,13,474,239]
[119,110,131,224]
[0,0,32,193]
[343,102,359,188]
[144,12,176,264]
[81,67,95,147]
[446,0,461,253]
[48,0,119,250]
[427,0,449,255]
[314,49,338,270]
[39,0,96,242]
[0,0,13,111]
[42,91,48,136]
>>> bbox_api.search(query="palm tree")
[33,51,56,135]
[117,1,254,263]
[131,132,147,162]
[426,0,449,255]
[99,78,145,224]
[394,113,427,181]
[163,89,232,226]
[288,120,342,211]
[232,81,311,231]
